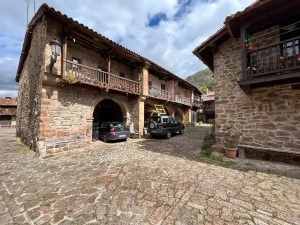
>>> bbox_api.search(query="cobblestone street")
[1,128,300,225]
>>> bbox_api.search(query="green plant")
[210,154,223,162]
[224,161,236,167]
[65,72,76,84]
[224,125,241,149]
[200,120,216,157]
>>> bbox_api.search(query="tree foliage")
[185,68,214,93]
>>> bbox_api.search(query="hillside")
[185,68,214,93]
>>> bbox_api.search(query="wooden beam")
[108,54,111,73]
[240,23,250,81]
[61,28,68,77]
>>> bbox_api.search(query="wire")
[245,27,300,47]
[248,11,300,32]
[247,20,300,41]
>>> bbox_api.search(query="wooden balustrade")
[0,108,16,116]
[64,60,140,95]
[246,36,300,78]
[148,86,192,106]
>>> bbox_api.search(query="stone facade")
[16,20,47,152]
[17,10,199,156]
[214,33,300,154]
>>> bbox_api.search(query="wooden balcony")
[0,108,16,116]
[193,94,201,108]
[64,60,140,95]
[239,36,300,91]
[148,86,192,106]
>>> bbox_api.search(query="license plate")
[119,135,126,138]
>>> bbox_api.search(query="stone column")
[183,108,192,126]
[138,97,146,137]
[142,62,151,96]
[85,118,93,143]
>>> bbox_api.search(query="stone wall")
[214,34,300,153]
[16,20,46,153]
[38,82,140,155]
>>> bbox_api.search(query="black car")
[147,116,185,139]
[99,122,130,142]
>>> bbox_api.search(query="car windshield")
[149,117,162,123]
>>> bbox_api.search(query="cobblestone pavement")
[1,128,300,225]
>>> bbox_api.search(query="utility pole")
[25,0,35,27]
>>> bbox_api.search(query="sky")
[0,0,254,97]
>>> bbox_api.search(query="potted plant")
[224,126,241,159]
[247,44,254,51]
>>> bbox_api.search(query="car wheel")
[166,130,172,139]
[179,128,184,135]
[149,121,157,129]
[103,134,108,143]
[151,134,157,138]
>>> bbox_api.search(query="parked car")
[147,115,185,139]
[99,121,130,142]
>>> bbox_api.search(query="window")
[173,117,179,123]
[72,57,81,68]
[162,118,169,123]
[169,117,175,124]
[119,72,125,78]
[148,81,152,89]
[161,84,166,90]
[280,22,300,58]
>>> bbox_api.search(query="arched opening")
[92,99,124,141]
[175,109,183,123]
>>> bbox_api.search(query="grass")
[199,123,236,167]
[15,140,31,154]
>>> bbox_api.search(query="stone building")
[0,97,17,127]
[16,4,201,156]
[193,0,300,164]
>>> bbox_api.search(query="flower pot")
[225,148,237,159]
[247,45,254,51]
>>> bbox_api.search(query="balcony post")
[241,23,250,81]
[61,35,68,77]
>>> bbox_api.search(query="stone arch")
[90,95,129,125]
[175,108,184,123]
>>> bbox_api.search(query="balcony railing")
[64,60,140,95]
[193,94,201,108]
[0,108,16,116]
[246,36,300,78]
[148,86,192,106]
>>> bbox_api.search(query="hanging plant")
[64,72,76,84]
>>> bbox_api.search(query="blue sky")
[0,0,254,97]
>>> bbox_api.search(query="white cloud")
[0,0,254,96]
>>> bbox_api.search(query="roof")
[0,98,17,106]
[16,4,201,95]
[192,0,266,71]
[202,92,215,102]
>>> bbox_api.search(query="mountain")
[185,68,214,93]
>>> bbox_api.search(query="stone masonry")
[16,20,47,153]
[17,11,196,156]
[214,31,300,154]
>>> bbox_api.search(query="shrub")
[200,121,216,157]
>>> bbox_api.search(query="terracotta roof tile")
[0,98,17,106]
[16,4,201,94]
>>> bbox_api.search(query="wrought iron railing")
[148,86,192,106]
[64,60,140,95]
[246,36,300,78]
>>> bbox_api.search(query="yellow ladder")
[154,104,166,115]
